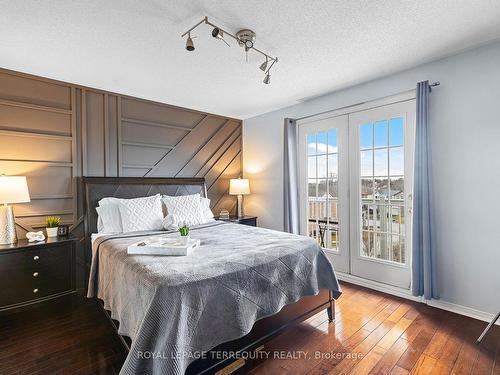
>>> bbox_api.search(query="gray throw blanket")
[88,222,341,375]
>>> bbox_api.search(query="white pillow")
[162,194,205,226]
[118,194,164,232]
[200,197,215,223]
[96,197,123,233]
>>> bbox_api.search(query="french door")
[298,115,349,273]
[298,99,416,289]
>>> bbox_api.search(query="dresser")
[0,237,77,313]
[216,216,257,226]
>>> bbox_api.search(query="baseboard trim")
[426,299,500,326]
[337,272,499,326]
[337,272,422,302]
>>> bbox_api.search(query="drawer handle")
[33,255,40,261]
[33,272,39,278]
[33,288,39,294]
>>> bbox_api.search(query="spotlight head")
[186,34,195,51]
[212,27,222,38]
[259,59,268,72]
[211,27,230,47]
[263,73,271,84]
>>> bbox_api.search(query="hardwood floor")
[249,283,500,375]
[0,282,498,375]
[0,299,126,375]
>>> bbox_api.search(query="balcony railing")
[307,197,406,263]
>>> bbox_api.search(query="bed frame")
[82,176,335,374]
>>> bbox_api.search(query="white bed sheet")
[91,232,117,243]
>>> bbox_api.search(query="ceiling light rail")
[181,16,278,84]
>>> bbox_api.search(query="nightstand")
[216,215,257,226]
[0,236,77,314]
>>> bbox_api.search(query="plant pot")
[46,227,59,238]
[179,235,189,245]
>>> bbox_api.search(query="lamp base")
[0,205,17,244]
[237,194,244,218]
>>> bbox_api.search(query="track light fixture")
[185,32,195,51]
[262,57,277,85]
[181,16,278,84]
[263,72,271,85]
[259,57,268,72]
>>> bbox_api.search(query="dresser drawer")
[0,247,40,274]
[0,243,74,308]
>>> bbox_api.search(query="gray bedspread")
[87,221,341,375]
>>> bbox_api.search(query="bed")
[83,177,341,375]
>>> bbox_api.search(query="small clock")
[57,224,69,236]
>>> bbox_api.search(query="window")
[359,117,406,263]
[307,130,339,250]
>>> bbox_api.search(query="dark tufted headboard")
[82,177,207,242]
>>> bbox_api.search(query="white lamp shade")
[229,178,250,195]
[0,176,31,204]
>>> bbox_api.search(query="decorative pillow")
[200,197,215,222]
[118,194,164,232]
[161,194,205,226]
[96,197,123,233]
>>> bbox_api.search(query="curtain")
[412,81,438,299]
[284,118,300,234]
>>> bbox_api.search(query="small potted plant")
[45,216,60,238]
[178,223,190,245]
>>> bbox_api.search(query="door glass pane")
[317,179,327,197]
[359,118,406,264]
[328,179,338,198]
[317,155,327,178]
[374,149,388,176]
[374,178,389,199]
[374,121,388,148]
[328,154,338,177]
[360,150,373,177]
[389,118,404,146]
[308,156,316,178]
[328,130,338,153]
[306,129,340,252]
[390,177,404,202]
[307,134,316,155]
[316,132,328,154]
[308,179,318,198]
[362,230,372,257]
[360,123,373,150]
[361,178,373,199]
[389,147,404,176]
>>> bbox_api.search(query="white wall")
[243,40,500,315]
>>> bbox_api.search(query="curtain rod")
[296,81,440,121]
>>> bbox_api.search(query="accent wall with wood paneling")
[0,68,242,282]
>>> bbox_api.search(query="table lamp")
[0,175,31,244]
[229,178,250,218]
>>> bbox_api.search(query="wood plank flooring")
[249,283,500,375]
[0,282,498,374]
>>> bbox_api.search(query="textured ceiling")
[1,0,500,119]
